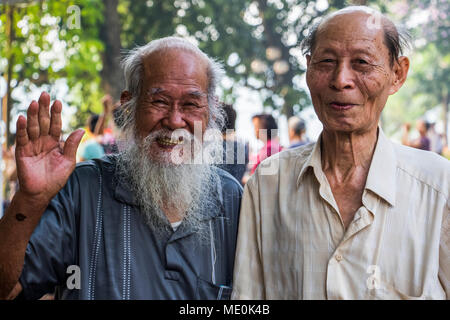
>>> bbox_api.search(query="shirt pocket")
[369,281,426,300]
[196,277,232,300]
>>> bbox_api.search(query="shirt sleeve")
[18,173,79,300]
[438,199,450,299]
[231,177,265,299]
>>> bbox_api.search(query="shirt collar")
[364,128,397,207]
[296,127,397,207]
[296,135,323,187]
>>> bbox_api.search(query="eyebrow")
[315,47,377,59]
[148,88,164,95]
[187,91,207,98]
[147,88,207,98]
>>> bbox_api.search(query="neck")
[161,201,187,223]
[321,127,378,180]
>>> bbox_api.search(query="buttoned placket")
[164,222,198,281]
[325,204,376,299]
[306,146,379,299]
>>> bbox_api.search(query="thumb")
[63,129,85,159]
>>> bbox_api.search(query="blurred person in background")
[250,114,283,175]
[427,122,443,154]
[401,119,431,151]
[77,113,105,161]
[287,116,308,149]
[98,95,120,155]
[217,103,249,185]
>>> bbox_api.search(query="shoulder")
[263,141,314,164]
[249,142,314,188]
[72,155,116,182]
[393,142,450,197]
[214,166,244,195]
[210,167,243,223]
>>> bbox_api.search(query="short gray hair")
[118,37,225,139]
[300,6,411,67]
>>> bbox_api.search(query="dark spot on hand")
[15,213,27,221]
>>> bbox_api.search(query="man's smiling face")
[306,11,406,135]
[134,48,210,164]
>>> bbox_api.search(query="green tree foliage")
[119,0,349,117]
[0,0,104,133]
[383,0,450,140]
[2,0,447,138]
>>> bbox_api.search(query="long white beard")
[116,129,221,239]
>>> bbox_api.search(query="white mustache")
[143,129,198,145]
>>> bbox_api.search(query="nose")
[162,107,187,130]
[330,61,355,91]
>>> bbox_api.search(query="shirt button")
[335,254,343,262]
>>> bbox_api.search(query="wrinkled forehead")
[314,11,387,52]
[141,48,209,90]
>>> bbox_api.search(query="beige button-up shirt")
[232,129,449,300]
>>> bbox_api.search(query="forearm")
[0,191,49,298]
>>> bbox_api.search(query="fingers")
[26,92,63,142]
[38,92,51,136]
[63,129,85,160]
[49,100,63,140]
[15,115,29,147]
[26,100,40,141]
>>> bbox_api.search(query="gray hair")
[118,37,225,140]
[300,6,411,67]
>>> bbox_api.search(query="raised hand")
[14,92,84,203]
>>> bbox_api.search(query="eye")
[152,99,167,105]
[357,59,369,65]
[320,59,334,63]
[184,101,201,108]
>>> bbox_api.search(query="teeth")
[157,137,183,146]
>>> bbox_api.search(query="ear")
[120,90,132,105]
[389,56,410,95]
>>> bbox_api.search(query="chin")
[323,120,357,133]
[324,122,378,136]
[149,149,193,166]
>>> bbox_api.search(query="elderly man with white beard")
[0,37,243,300]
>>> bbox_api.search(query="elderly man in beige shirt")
[232,6,449,300]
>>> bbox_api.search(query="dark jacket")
[18,155,243,300]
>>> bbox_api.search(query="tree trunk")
[99,0,123,101]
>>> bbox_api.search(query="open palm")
[15,92,84,202]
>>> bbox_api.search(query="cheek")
[185,110,209,133]
[356,66,392,99]
[307,72,328,117]
[306,68,329,93]
[356,74,391,121]
[135,109,161,135]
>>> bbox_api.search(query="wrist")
[12,190,52,212]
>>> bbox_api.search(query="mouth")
[329,102,358,111]
[156,136,184,148]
